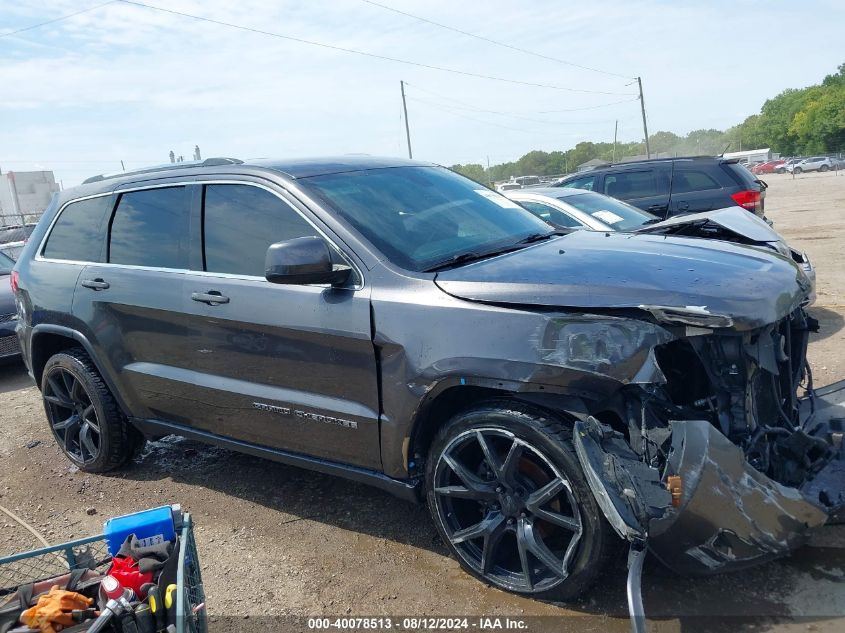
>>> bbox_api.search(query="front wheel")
[794,167,803,174]
[426,401,614,601]
[820,165,829,172]
[41,348,142,472]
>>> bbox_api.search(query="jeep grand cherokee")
[11,157,844,612]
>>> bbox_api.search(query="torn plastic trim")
[648,419,829,574]
[639,304,734,329]
[572,416,672,542]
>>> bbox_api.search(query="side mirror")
[265,236,352,286]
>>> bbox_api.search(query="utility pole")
[120,160,126,172]
[400,80,413,159]
[613,120,618,163]
[637,77,650,159]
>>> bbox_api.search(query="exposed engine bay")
[572,306,845,631]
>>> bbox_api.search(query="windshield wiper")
[424,231,569,272]
[515,229,570,244]
[424,250,509,272]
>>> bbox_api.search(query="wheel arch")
[407,379,591,478]
[30,325,131,416]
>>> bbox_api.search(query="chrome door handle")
[81,278,110,290]
[191,291,230,305]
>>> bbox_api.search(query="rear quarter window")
[42,196,111,262]
[672,170,721,193]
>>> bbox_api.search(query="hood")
[0,275,14,316]
[634,206,784,247]
[434,231,809,331]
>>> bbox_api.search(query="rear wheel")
[426,401,614,601]
[820,164,829,172]
[794,167,803,174]
[41,348,142,472]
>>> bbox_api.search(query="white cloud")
[1,0,843,184]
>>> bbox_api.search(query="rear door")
[179,180,381,469]
[668,164,731,215]
[600,165,671,217]
[72,183,195,422]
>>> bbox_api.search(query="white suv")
[788,156,834,173]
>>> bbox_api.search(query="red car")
[752,159,785,174]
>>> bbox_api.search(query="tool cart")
[0,506,206,633]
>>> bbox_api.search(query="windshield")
[557,192,657,230]
[0,251,14,274]
[300,166,554,271]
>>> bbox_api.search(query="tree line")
[451,63,845,183]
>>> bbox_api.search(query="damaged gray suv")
[12,157,845,610]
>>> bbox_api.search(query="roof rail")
[82,157,244,185]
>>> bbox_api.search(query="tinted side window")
[519,200,583,228]
[109,187,189,269]
[673,170,721,193]
[43,197,110,262]
[603,170,658,199]
[203,184,318,276]
[561,175,596,191]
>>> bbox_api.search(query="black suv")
[12,157,843,608]
[554,156,767,218]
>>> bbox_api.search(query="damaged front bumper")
[574,379,845,575]
[575,379,844,633]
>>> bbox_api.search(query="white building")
[722,148,772,164]
[0,170,61,227]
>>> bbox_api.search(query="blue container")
[104,505,177,556]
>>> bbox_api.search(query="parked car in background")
[513,175,541,187]
[0,224,36,261]
[788,156,835,173]
[776,158,803,173]
[752,159,785,174]
[506,187,659,231]
[0,251,21,361]
[507,188,815,304]
[495,182,522,192]
[553,156,767,218]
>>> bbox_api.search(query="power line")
[116,0,635,96]
[406,83,639,122]
[359,0,634,80]
[0,1,117,39]
[407,97,549,134]
[409,94,636,128]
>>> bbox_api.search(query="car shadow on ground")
[0,359,33,394]
[108,434,845,631]
[808,306,845,342]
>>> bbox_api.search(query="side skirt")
[130,417,422,503]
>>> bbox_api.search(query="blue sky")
[1,0,844,186]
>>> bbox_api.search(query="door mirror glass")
[265,236,351,286]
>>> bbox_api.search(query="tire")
[426,400,615,601]
[820,165,829,172]
[794,167,803,174]
[41,348,142,472]
[776,168,785,174]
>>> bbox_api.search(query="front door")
[180,181,381,469]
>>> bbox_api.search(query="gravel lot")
[1,170,844,632]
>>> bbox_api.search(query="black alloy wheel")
[44,365,101,464]
[432,427,583,593]
[41,348,141,472]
